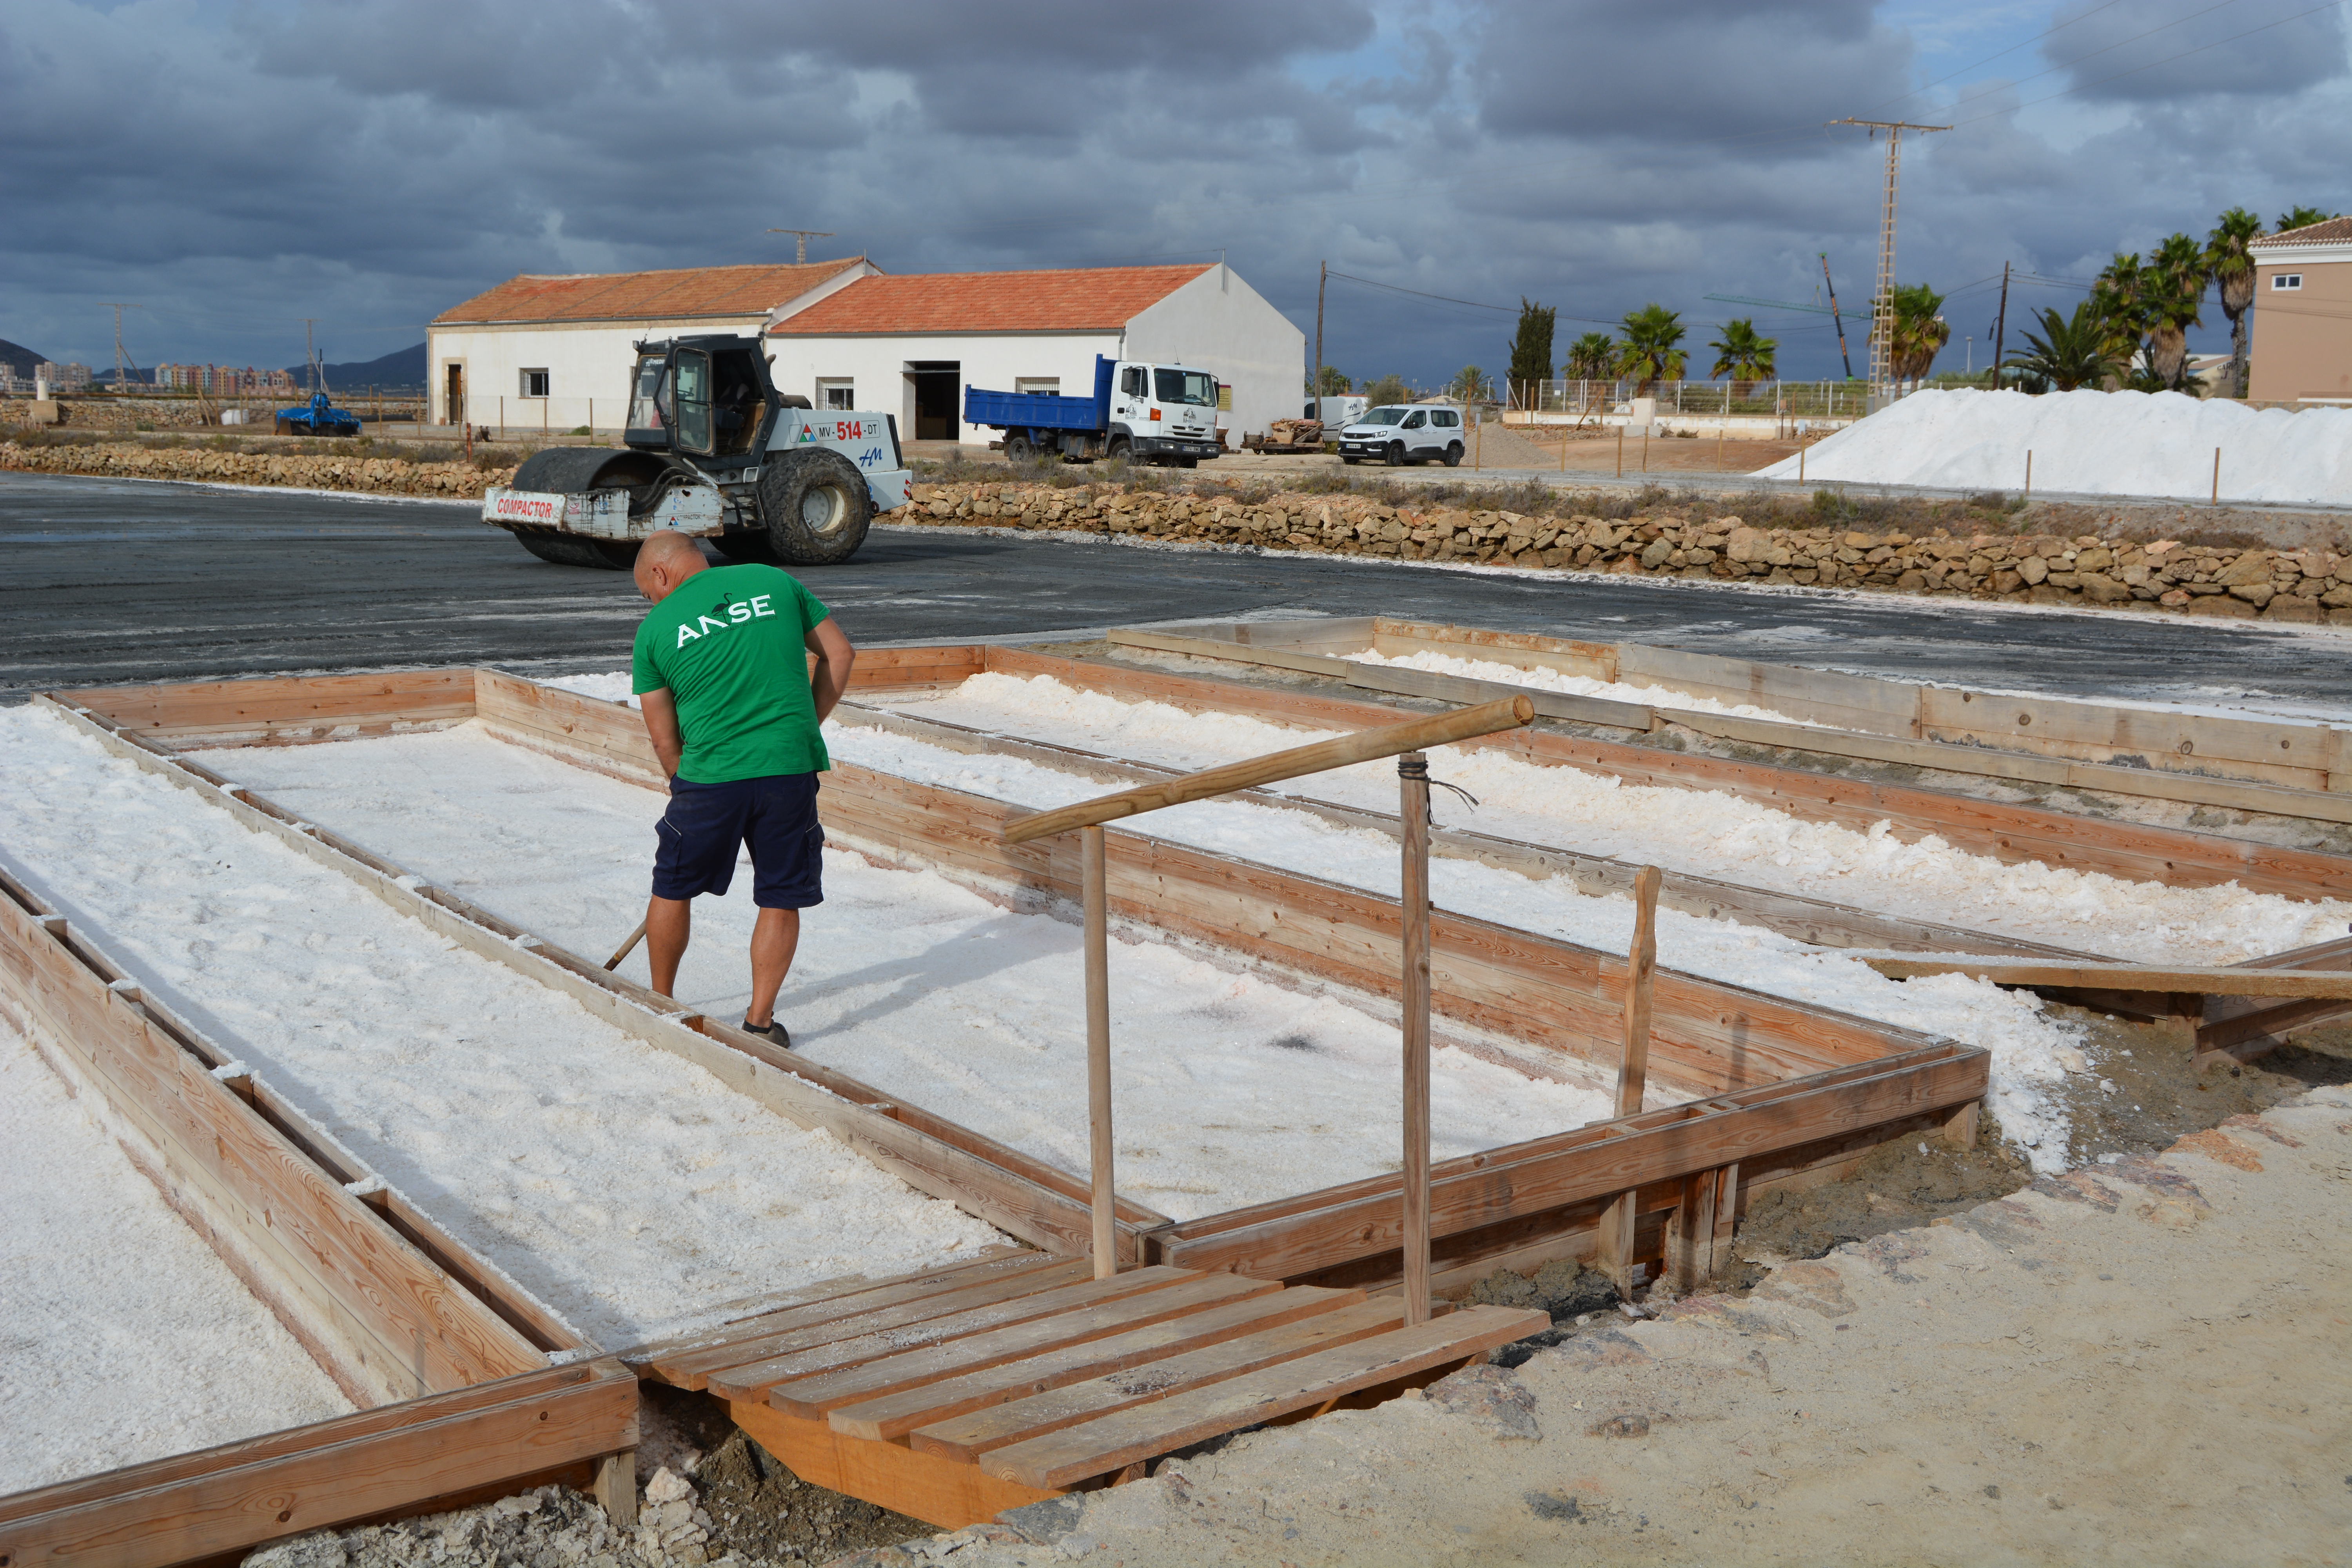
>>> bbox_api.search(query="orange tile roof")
[2255,216,2352,248]
[768,265,1212,336]
[434,260,870,325]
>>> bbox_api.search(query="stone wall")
[0,437,511,496]
[899,481,2352,626]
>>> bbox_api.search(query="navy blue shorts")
[652,773,825,909]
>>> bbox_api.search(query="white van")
[1337,404,1466,466]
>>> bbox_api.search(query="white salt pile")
[1754,388,2352,506]
[0,1020,353,1492]
[190,726,1617,1220]
[1343,647,1816,726]
[0,706,1005,1348]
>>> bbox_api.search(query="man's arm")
[806,616,856,723]
[639,688,683,780]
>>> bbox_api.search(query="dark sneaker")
[741,1016,792,1050]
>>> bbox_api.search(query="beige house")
[2248,215,2352,404]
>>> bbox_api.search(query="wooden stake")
[2024,448,2032,499]
[1399,753,1432,1326]
[1559,414,1568,472]
[1798,441,1805,485]
[1083,825,1116,1279]
[1616,865,1661,1117]
[1615,425,1624,477]
[1641,427,1649,474]
[2212,446,2221,506]
[1473,410,1483,470]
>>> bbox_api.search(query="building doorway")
[907,361,960,442]
[444,363,465,427]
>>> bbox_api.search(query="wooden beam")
[1615,866,1662,1117]
[1864,956,2352,998]
[54,668,477,744]
[1000,697,1535,843]
[0,1362,637,1568]
[729,1400,1063,1534]
[1151,1044,1987,1281]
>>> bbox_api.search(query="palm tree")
[1874,284,1949,390]
[2276,205,2337,234]
[1615,305,1687,394]
[2004,303,2123,392]
[2089,253,2154,380]
[2143,232,2207,391]
[1706,319,1778,396]
[1448,365,1494,405]
[1564,331,1617,383]
[2205,207,2262,398]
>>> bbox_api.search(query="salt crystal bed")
[178,722,1613,1230]
[811,669,2352,1174]
[0,1019,354,1494]
[0,706,1005,1351]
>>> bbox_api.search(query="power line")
[1928,0,2245,119]
[1867,0,2137,112]
[1948,0,2344,128]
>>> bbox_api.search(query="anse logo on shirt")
[673,593,777,649]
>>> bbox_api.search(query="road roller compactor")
[482,334,911,568]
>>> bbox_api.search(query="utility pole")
[766,228,836,264]
[1991,260,2011,391]
[100,303,141,393]
[1828,119,1949,410]
[1818,255,1853,381]
[1314,260,1327,411]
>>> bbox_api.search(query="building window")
[817,377,855,410]
[2273,274,2303,290]
[520,368,550,397]
[1014,377,1060,396]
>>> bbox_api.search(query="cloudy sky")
[4,0,2346,386]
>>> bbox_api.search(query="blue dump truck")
[963,354,1223,467]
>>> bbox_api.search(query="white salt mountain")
[1756,388,2352,506]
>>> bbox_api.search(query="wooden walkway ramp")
[622,1253,1546,1530]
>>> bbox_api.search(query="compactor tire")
[505,448,672,569]
[756,448,871,566]
[710,530,780,564]
[514,531,638,569]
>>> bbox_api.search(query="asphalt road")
[3,471,2346,709]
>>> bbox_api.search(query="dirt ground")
[902,1080,2352,1566]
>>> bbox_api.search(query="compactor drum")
[481,334,910,570]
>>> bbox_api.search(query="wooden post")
[593,1449,638,1525]
[1615,425,1624,477]
[1473,410,1483,470]
[2024,448,2032,499]
[1597,864,1660,1300]
[1399,753,1432,1325]
[1083,824,1116,1280]
[1640,426,1649,474]
[1798,442,1805,485]
[2211,446,2220,506]
[1616,864,1661,1116]
[1558,409,1568,472]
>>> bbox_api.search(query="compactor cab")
[481,334,911,570]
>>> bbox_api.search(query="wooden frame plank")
[728,1400,1063,1533]
[0,1363,637,1568]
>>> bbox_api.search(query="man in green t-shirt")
[629,530,855,1048]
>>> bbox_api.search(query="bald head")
[633,530,708,603]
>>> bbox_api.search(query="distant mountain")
[287,342,426,389]
[0,338,49,377]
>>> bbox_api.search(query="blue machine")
[274,390,362,437]
[963,354,1221,466]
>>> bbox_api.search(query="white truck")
[481,332,912,568]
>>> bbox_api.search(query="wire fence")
[1504,379,1867,423]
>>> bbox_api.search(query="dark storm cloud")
[2,0,2345,385]
[2040,0,2347,103]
